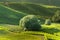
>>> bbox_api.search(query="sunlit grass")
[0,4,26,25]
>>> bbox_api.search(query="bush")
[19,15,41,31]
[45,19,51,25]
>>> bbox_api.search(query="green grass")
[0,4,27,25]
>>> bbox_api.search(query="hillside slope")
[0,4,26,25]
[7,3,54,18]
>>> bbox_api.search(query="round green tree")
[19,15,41,31]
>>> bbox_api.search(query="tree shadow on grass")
[41,28,60,34]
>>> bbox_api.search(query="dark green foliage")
[45,19,51,25]
[19,15,41,31]
[52,10,60,23]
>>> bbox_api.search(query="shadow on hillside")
[41,28,60,34]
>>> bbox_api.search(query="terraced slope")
[0,4,26,25]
